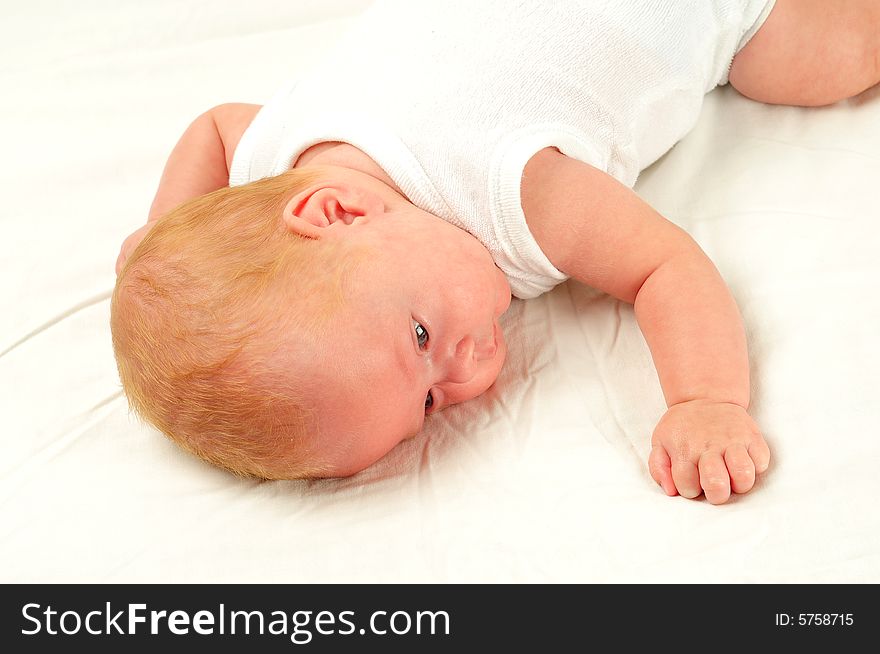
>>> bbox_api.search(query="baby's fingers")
[748,437,771,474]
[648,445,677,496]
[671,459,701,500]
[115,222,155,276]
[724,443,756,494]
[698,452,731,505]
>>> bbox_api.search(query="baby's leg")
[729,0,880,106]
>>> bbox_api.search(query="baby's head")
[111,165,511,479]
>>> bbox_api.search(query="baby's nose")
[446,334,495,384]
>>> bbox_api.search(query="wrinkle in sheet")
[565,287,646,470]
[746,135,880,162]
[98,549,155,583]
[683,207,864,225]
[0,290,112,359]
[0,391,123,507]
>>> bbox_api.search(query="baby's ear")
[282,183,384,239]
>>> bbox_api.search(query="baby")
[111,0,880,503]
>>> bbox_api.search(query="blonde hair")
[111,168,358,479]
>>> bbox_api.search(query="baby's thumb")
[648,445,677,497]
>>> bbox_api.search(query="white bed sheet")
[2,0,879,583]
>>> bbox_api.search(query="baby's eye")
[425,391,434,412]
[412,319,429,349]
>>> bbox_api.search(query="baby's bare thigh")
[729,0,880,106]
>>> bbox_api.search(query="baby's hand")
[115,222,156,275]
[648,399,770,505]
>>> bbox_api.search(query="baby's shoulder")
[520,146,615,235]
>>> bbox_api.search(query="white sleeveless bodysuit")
[231,0,776,298]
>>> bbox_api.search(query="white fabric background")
[2,0,878,582]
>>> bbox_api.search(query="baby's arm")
[115,103,261,273]
[522,148,770,504]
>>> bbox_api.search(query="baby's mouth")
[471,324,498,361]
